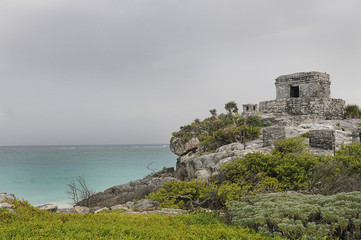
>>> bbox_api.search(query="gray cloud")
[1,0,361,145]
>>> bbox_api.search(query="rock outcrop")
[170,137,200,156]
[77,167,175,208]
[176,141,272,180]
[37,203,58,212]
[0,193,15,202]
[175,119,361,181]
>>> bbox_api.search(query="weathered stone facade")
[309,129,335,150]
[260,98,345,119]
[263,126,286,147]
[242,104,258,116]
[259,72,345,120]
[275,72,331,99]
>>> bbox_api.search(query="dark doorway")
[290,86,300,98]
[359,133,361,142]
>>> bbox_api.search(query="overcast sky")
[0,0,361,146]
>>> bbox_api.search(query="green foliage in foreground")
[0,200,279,240]
[227,191,361,240]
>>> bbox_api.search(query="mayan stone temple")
[259,72,345,120]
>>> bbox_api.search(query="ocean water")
[0,145,176,208]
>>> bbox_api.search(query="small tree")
[224,101,238,115]
[66,176,95,206]
[209,109,217,117]
[345,104,361,118]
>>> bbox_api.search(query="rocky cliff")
[171,118,361,181]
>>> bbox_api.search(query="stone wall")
[275,72,331,99]
[242,104,258,116]
[263,127,286,147]
[309,129,335,150]
[259,98,345,120]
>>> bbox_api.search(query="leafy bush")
[146,180,218,210]
[227,191,361,239]
[306,159,361,195]
[219,150,319,193]
[336,142,361,174]
[345,104,361,119]
[271,137,308,155]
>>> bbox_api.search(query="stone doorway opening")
[290,86,300,98]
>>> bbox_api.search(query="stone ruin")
[253,71,349,150]
[263,127,286,147]
[258,72,345,120]
[242,104,258,116]
[309,129,335,150]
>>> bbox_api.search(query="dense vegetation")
[171,101,271,152]
[227,192,361,239]
[345,104,361,118]
[0,200,279,240]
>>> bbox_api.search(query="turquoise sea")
[0,145,176,208]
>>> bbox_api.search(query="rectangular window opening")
[290,86,300,98]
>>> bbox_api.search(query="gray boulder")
[0,202,15,209]
[94,207,109,214]
[134,199,159,212]
[37,204,58,213]
[0,193,15,203]
[74,206,90,214]
[56,208,76,213]
[170,137,200,156]
[176,141,271,181]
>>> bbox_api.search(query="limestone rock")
[37,204,58,212]
[56,208,76,213]
[74,206,90,214]
[94,207,109,214]
[0,202,14,209]
[176,140,271,181]
[170,137,200,156]
[77,167,175,208]
[0,193,15,203]
[125,201,135,210]
[110,204,129,211]
[133,199,159,212]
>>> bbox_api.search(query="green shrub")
[227,191,361,239]
[306,158,361,195]
[271,137,308,155]
[336,142,361,174]
[246,116,272,127]
[146,180,218,210]
[345,104,361,119]
[219,151,319,192]
[300,132,310,138]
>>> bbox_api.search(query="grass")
[0,200,280,240]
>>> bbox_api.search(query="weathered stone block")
[309,129,335,150]
[242,104,258,116]
[275,72,330,99]
[352,128,361,143]
[263,127,286,147]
